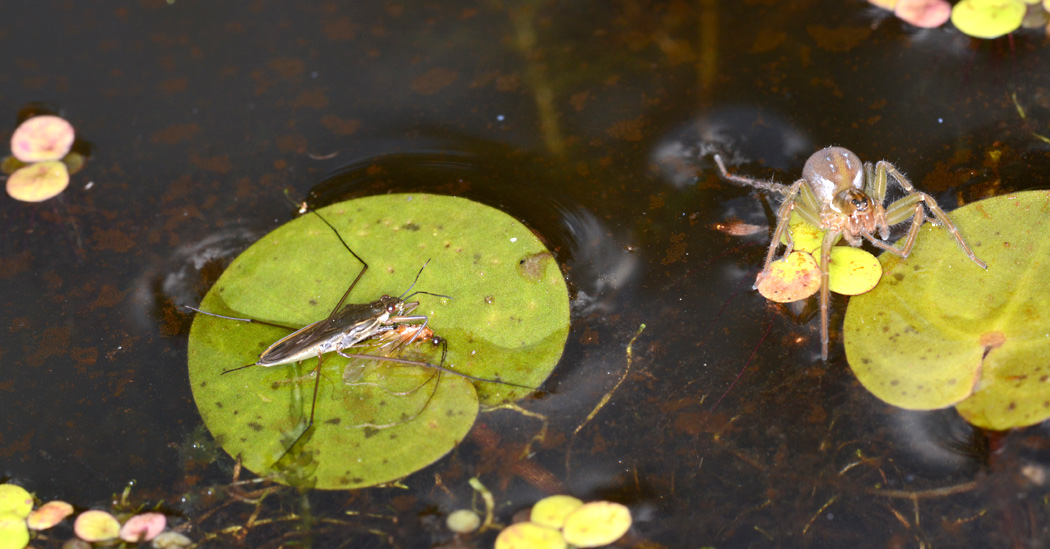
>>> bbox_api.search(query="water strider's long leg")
[182,305,301,332]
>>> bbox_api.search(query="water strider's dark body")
[256,295,422,367]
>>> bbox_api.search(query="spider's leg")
[755,180,803,288]
[817,230,840,361]
[713,154,793,196]
[880,162,987,269]
[865,198,925,258]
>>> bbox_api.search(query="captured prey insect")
[185,204,533,462]
[713,146,987,360]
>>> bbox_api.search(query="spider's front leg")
[754,180,805,288]
[875,161,987,269]
[713,154,794,197]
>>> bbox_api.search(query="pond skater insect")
[713,146,987,360]
[185,202,534,462]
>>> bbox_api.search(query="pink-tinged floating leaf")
[0,512,30,549]
[119,512,166,542]
[10,115,75,162]
[27,500,74,530]
[756,251,822,303]
[950,0,1025,39]
[73,509,121,542]
[895,0,952,28]
[0,484,33,518]
[562,501,633,548]
[6,161,70,202]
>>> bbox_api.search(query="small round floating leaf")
[562,501,633,548]
[494,522,566,549]
[6,161,69,202]
[813,246,883,296]
[188,194,569,489]
[894,0,952,28]
[530,495,584,529]
[27,500,74,530]
[446,509,481,534]
[756,251,821,303]
[867,0,899,10]
[844,191,1050,423]
[150,531,193,549]
[1,156,25,175]
[950,0,1025,38]
[0,513,29,549]
[780,211,823,254]
[74,510,121,542]
[119,512,166,542]
[62,151,86,175]
[0,484,33,518]
[10,115,75,162]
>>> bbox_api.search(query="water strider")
[185,200,534,462]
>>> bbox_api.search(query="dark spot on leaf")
[518,252,553,282]
[363,426,379,438]
[401,222,420,231]
[247,422,264,432]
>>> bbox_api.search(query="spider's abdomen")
[802,146,865,205]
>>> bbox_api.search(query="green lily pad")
[188,194,569,489]
[844,191,1050,429]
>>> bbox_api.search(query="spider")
[713,146,987,360]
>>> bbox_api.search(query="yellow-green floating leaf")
[950,0,1025,39]
[780,210,824,254]
[494,522,567,549]
[0,513,29,549]
[844,191,1050,429]
[74,510,121,542]
[6,160,69,202]
[530,495,584,529]
[814,246,883,296]
[562,501,633,548]
[0,484,32,518]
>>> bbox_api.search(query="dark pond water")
[3,1,1050,547]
